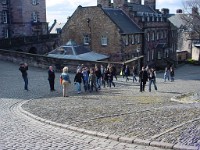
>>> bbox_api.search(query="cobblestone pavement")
[0,60,200,150]
[0,60,168,150]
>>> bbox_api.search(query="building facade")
[0,0,48,39]
[61,0,177,69]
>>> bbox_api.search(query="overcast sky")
[46,0,183,25]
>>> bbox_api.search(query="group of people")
[164,66,175,82]
[52,64,117,97]
[19,62,175,97]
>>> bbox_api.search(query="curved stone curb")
[18,101,198,150]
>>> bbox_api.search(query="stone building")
[0,0,48,39]
[61,0,177,69]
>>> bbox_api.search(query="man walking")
[139,66,148,92]
[48,66,55,91]
[19,63,29,91]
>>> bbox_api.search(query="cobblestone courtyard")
[0,60,200,150]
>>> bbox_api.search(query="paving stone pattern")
[0,60,200,150]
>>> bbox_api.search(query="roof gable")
[103,8,142,34]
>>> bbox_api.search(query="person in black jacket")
[139,66,148,92]
[48,66,55,91]
[74,69,84,94]
[19,63,29,91]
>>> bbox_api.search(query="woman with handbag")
[60,66,71,97]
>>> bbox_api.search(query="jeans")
[96,78,101,89]
[140,79,146,92]
[149,79,157,92]
[133,74,137,82]
[23,76,28,90]
[75,82,81,93]
[108,79,115,88]
[83,80,89,91]
[164,73,169,82]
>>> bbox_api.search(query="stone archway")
[29,47,37,54]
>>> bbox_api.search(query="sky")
[46,0,183,25]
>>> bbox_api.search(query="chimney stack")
[144,0,156,10]
[113,0,127,8]
[129,0,141,5]
[97,0,111,8]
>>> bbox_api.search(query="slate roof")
[128,3,156,13]
[48,40,109,61]
[168,14,187,29]
[103,8,142,34]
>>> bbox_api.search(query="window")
[156,17,159,22]
[125,35,129,45]
[147,16,150,22]
[147,51,150,62]
[32,12,38,22]
[152,49,154,60]
[147,32,150,41]
[164,30,167,38]
[32,0,38,5]
[4,28,9,38]
[122,35,129,46]
[152,16,155,22]
[101,36,108,46]
[131,35,135,44]
[156,31,159,40]
[83,35,90,45]
[158,51,161,59]
[2,11,8,23]
[160,31,164,39]
[2,0,7,4]
[142,16,145,22]
[151,32,155,41]
[135,34,140,44]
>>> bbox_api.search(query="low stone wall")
[0,49,122,73]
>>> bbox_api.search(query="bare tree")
[182,0,200,40]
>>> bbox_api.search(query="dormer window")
[32,0,38,5]
[32,12,38,22]
[2,0,7,5]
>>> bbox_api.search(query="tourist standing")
[139,66,148,92]
[132,65,137,82]
[19,62,29,91]
[74,69,84,94]
[95,66,102,90]
[148,68,157,92]
[125,65,130,82]
[108,67,115,88]
[170,67,175,82]
[48,66,55,91]
[60,66,71,97]
[164,66,170,82]
[89,68,98,92]
[82,67,89,92]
